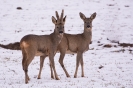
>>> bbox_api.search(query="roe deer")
[38,12,96,78]
[0,10,67,84]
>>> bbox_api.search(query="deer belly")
[35,51,46,56]
[56,50,75,54]
[66,50,75,54]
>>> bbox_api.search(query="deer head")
[52,10,66,38]
[80,12,96,32]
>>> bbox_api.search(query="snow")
[0,0,133,87]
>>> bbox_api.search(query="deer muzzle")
[87,25,91,28]
[58,31,63,38]
[59,31,63,33]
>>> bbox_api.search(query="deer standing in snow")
[0,10,66,84]
[38,12,96,78]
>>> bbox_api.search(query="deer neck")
[83,29,92,41]
[52,31,63,44]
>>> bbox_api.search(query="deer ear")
[79,12,86,21]
[52,16,57,24]
[90,12,96,20]
[63,15,67,23]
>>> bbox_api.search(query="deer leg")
[22,48,35,84]
[49,53,59,80]
[24,54,35,84]
[74,52,83,78]
[59,52,70,77]
[38,56,46,79]
[22,49,30,84]
[22,58,30,84]
[22,49,27,71]
[80,57,84,77]
[22,55,26,71]
[49,60,54,79]
[22,57,29,84]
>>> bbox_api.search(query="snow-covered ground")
[0,0,133,87]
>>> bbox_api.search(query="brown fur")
[0,10,66,84]
[0,12,96,81]
[0,42,21,50]
[38,12,97,78]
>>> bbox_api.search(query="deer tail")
[0,42,21,50]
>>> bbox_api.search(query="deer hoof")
[82,75,84,77]
[37,77,41,79]
[56,77,60,80]
[67,75,70,78]
[74,75,77,78]
[25,81,28,84]
[51,76,54,79]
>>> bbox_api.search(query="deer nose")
[87,25,90,28]
[59,31,63,33]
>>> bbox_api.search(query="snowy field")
[0,0,133,88]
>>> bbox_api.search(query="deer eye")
[57,27,58,28]
[85,22,86,23]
